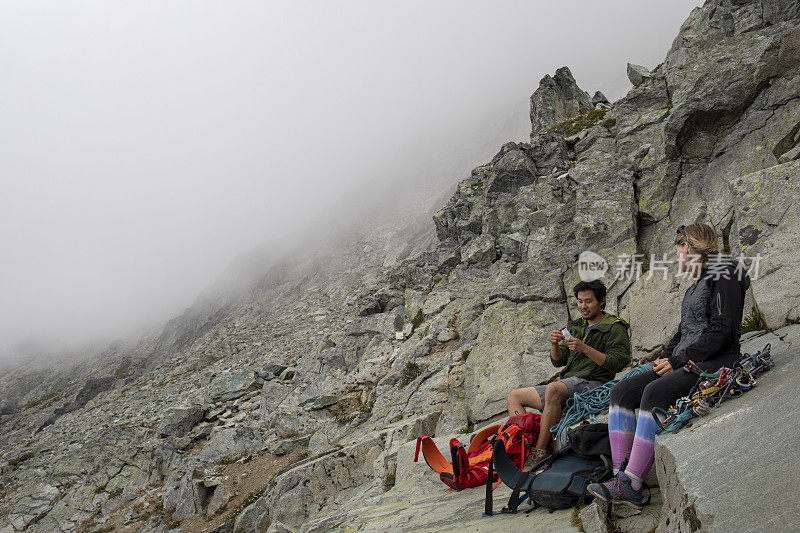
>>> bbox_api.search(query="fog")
[0,0,702,362]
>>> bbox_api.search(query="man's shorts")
[532,376,603,407]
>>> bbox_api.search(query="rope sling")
[652,344,773,433]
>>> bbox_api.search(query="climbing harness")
[550,364,654,447]
[652,344,773,433]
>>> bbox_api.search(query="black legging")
[611,354,735,412]
[610,369,699,413]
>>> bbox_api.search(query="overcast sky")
[0,0,702,361]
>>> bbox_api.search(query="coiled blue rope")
[550,363,654,445]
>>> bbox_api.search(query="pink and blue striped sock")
[608,405,636,474]
[624,409,659,489]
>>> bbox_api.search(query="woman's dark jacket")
[665,257,751,371]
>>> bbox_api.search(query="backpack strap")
[496,424,522,444]
[503,472,531,514]
[450,439,466,480]
[468,424,502,454]
[413,435,453,475]
[575,456,612,509]
[483,436,496,517]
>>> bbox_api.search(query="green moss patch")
[547,108,609,137]
[601,117,617,129]
[410,309,424,331]
[742,306,768,333]
[399,362,423,388]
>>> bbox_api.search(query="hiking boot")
[586,471,643,510]
[522,448,550,472]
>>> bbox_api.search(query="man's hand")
[653,358,674,376]
[564,337,587,354]
[550,330,565,345]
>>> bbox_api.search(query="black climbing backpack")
[567,422,612,458]
[527,448,610,510]
[485,422,613,515]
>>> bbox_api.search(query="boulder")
[262,362,288,378]
[4,483,60,531]
[461,234,497,266]
[732,161,800,329]
[592,90,610,106]
[497,232,527,262]
[618,273,689,359]
[355,297,382,317]
[198,426,265,462]
[207,484,233,516]
[299,394,339,411]
[207,370,260,402]
[272,434,311,456]
[463,299,567,423]
[626,62,652,86]
[163,470,210,521]
[421,291,453,316]
[260,381,293,420]
[233,503,270,533]
[568,136,638,258]
[779,141,800,163]
[157,407,205,438]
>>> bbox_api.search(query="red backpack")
[414,413,542,490]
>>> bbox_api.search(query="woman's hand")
[653,358,674,376]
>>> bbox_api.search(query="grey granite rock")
[592,90,610,106]
[655,325,800,532]
[157,407,205,438]
[198,426,265,462]
[732,161,800,329]
[207,370,260,402]
[530,66,593,136]
[626,62,652,86]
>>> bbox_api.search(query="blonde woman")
[587,223,750,509]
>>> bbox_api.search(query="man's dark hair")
[573,280,607,310]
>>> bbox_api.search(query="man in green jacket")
[507,279,631,466]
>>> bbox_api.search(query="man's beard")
[584,309,602,321]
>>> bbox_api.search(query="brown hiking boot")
[522,448,550,472]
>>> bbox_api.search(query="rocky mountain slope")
[2,1,800,532]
